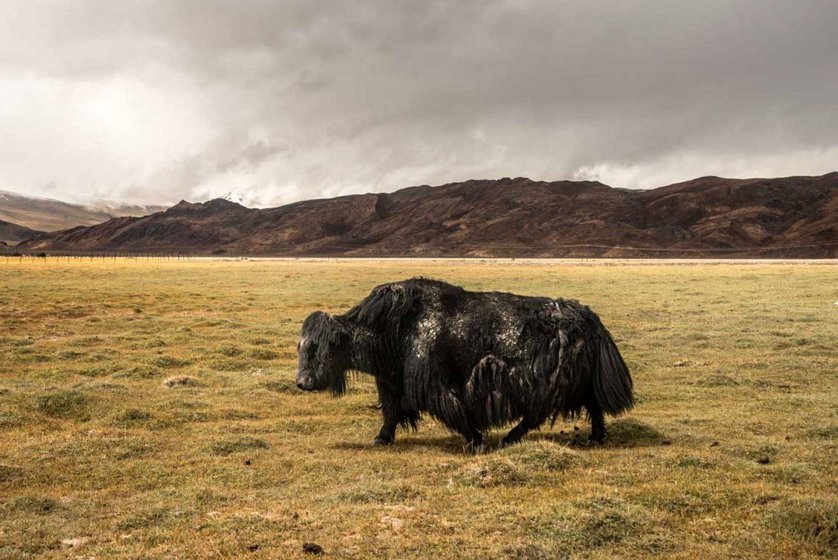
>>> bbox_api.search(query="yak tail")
[592,324,634,416]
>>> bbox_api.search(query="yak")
[295,278,633,449]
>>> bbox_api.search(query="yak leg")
[373,378,415,446]
[586,401,607,444]
[459,426,485,453]
[501,417,538,447]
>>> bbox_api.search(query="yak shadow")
[332,435,474,455]
[536,418,669,449]
[331,418,668,454]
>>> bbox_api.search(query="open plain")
[0,258,836,559]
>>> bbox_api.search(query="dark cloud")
[0,0,836,206]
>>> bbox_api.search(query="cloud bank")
[1,0,836,206]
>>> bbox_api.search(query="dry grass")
[0,258,836,559]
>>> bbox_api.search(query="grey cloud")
[0,1,836,206]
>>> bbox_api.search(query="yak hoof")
[468,443,486,454]
[373,436,394,446]
[465,439,486,454]
[586,436,605,446]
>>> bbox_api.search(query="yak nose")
[296,371,312,390]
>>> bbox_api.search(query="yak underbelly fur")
[295,278,634,449]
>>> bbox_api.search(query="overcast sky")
[1,1,836,207]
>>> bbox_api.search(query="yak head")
[296,311,352,395]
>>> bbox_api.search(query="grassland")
[0,258,836,559]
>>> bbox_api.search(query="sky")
[1,1,836,207]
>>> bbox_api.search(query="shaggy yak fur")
[296,278,633,449]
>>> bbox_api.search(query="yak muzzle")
[296,371,316,391]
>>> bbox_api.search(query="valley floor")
[0,259,836,558]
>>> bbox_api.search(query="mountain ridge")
[0,190,166,232]
[13,174,838,257]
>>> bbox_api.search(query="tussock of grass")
[807,425,838,439]
[171,410,210,423]
[250,349,278,360]
[217,408,260,420]
[263,378,298,394]
[113,408,154,427]
[33,390,90,420]
[163,375,198,387]
[0,464,23,482]
[763,463,813,484]
[602,418,668,447]
[0,410,24,429]
[695,373,740,386]
[207,358,251,372]
[502,543,562,560]
[460,456,530,487]
[730,443,780,463]
[537,496,671,553]
[4,495,60,515]
[218,345,243,357]
[152,356,190,368]
[112,365,160,379]
[674,455,715,469]
[458,443,581,488]
[766,498,838,552]
[336,483,422,504]
[78,365,113,377]
[210,436,269,456]
[117,507,173,531]
[499,440,581,472]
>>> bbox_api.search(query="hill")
[0,190,165,232]
[0,219,43,245]
[15,174,838,257]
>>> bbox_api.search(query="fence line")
[1,239,837,261]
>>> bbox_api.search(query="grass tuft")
[695,374,740,387]
[4,495,60,515]
[544,496,665,551]
[500,440,581,472]
[0,464,23,482]
[264,378,298,394]
[34,390,90,421]
[807,425,838,439]
[218,345,243,357]
[336,483,422,504]
[164,376,198,388]
[117,507,172,531]
[112,365,160,379]
[0,409,24,429]
[210,436,270,456]
[765,498,838,552]
[152,356,190,368]
[460,456,529,487]
[113,408,154,428]
[250,349,278,360]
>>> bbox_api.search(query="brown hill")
[0,219,43,245]
[0,190,165,232]
[16,174,838,257]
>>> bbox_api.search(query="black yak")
[296,278,632,449]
